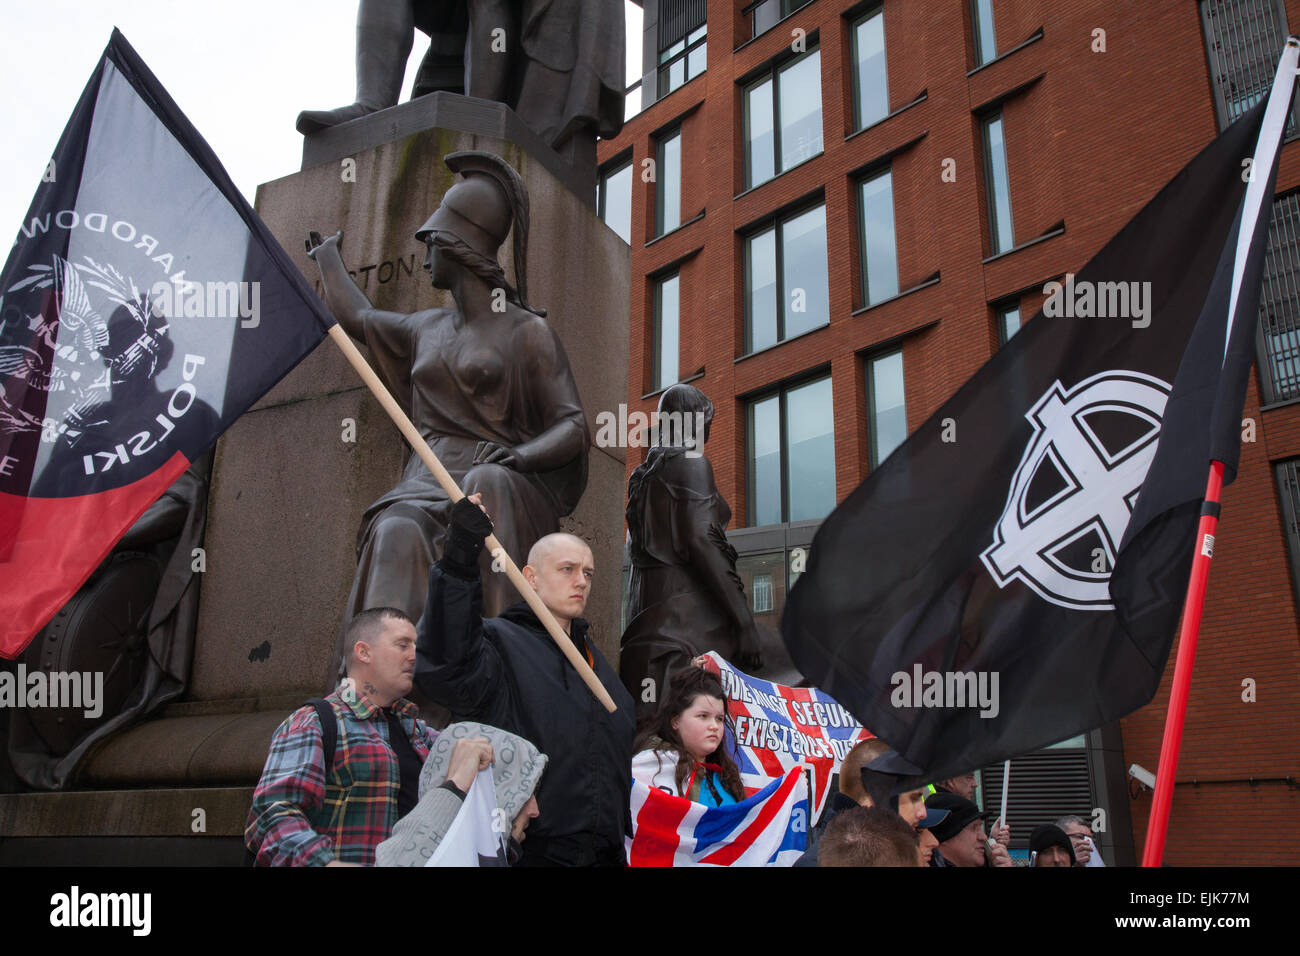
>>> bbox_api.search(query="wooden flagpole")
[326,323,617,713]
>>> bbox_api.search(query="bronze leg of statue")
[297,0,415,135]
[464,0,517,104]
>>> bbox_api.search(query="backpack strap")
[245,697,340,866]
[306,697,338,777]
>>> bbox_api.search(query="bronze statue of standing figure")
[306,151,589,672]
[621,384,766,715]
[297,0,625,157]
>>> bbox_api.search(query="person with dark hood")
[621,384,764,714]
[1030,823,1077,867]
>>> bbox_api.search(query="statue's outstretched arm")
[304,230,400,340]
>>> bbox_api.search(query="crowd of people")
[245,494,1105,867]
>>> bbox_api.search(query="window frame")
[742,44,823,190]
[1200,0,1298,134]
[850,5,890,132]
[866,348,906,469]
[856,165,900,308]
[743,199,830,354]
[746,370,834,526]
[659,22,708,97]
[1275,458,1300,613]
[652,271,681,392]
[981,110,1015,256]
[751,571,774,612]
[971,0,997,67]
[1256,191,1300,404]
[655,126,683,237]
[596,152,633,244]
[746,0,815,40]
[996,299,1022,346]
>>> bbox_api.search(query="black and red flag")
[0,30,331,657]
[781,48,1295,789]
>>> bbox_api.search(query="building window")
[653,272,680,391]
[658,0,707,97]
[1276,458,1300,610]
[597,156,632,244]
[751,572,774,612]
[1258,192,1300,403]
[858,168,899,306]
[656,128,682,236]
[851,7,889,130]
[745,203,829,353]
[867,349,906,468]
[982,112,1015,255]
[972,0,997,66]
[747,0,814,39]
[1200,0,1298,134]
[743,47,823,189]
[747,375,835,526]
[997,300,1021,345]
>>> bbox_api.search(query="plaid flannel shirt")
[245,687,438,866]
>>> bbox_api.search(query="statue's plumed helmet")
[415,176,511,257]
[413,150,536,313]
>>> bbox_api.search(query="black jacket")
[415,563,635,865]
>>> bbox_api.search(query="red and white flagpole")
[1140,461,1223,867]
[1140,38,1299,867]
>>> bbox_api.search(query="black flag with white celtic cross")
[0,30,332,657]
[781,88,1282,789]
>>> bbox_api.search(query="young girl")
[631,667,746,807]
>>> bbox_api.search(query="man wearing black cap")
[1030,824,1077,867]
[925,792,1013,867]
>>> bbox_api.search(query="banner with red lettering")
[700,652,874,825]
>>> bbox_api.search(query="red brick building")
[598,0,1300,864]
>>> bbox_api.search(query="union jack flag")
[626,766,807,867]
[700,653,874,825]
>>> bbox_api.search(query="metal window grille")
[658,2,706,97]
[1201,0,1298,134]
[1275,458,1300,610]
[659,0,706,50]
[752,572,773,612]
[1256,192,1300,403]
[979,747,1092,852]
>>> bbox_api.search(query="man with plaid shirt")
[246,607,440,866]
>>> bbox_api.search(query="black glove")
[440,497,494,579]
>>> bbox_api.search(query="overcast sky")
[0,1,642,242]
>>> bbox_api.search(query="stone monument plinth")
[0,97,629,863]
